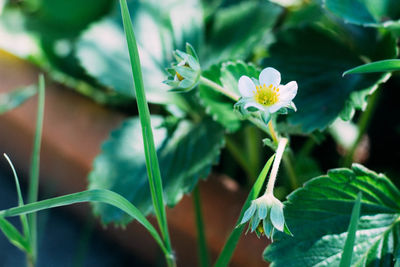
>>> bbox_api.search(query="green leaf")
[0,217,30,252]
[77,0,203,104]
[88,116,225,225]
[0,85,37,114]
[264,164,400,266]
[263,25,396,133]
[199,61,260,132]
[1,0,113,82]
[203,1,282,66]
[215,154,275,267]
[0,189,167,255]
[339,192,362,267]
[3,154,31,248]
[324,0,400,28]
[344,59,400,75]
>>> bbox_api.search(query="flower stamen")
[254,84,280,106]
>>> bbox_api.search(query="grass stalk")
[119,0,174,265]
[193,186,211,267]
[27,74,45,265]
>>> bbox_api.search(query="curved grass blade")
[214,154,275,267]
[0,189,168,255]
[343,59,400,76]
[0,217,30,252]
[3,154,30,243]
[339,192,362,267]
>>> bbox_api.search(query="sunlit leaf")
[203,1,282,66]
[199,61,260,132]
[88,116,225,225]
[77,0,203,104]
[264,164,400,266]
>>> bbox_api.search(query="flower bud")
[163,43,201,92]
[238,193,292,240]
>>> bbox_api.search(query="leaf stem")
[193,186,211,267]
[199,76,239,101]
[343,89,380,167]
[265,138,288,195]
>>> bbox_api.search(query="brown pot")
[0,50,269,266]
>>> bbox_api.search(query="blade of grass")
[27,74,45,264]
[0,217,30,252]
[214,154,275,267]
[0,189,168,255]
[119,0,173,264]
[339,192,362,267]
[343,59,400,76]
[193,186,211,267]
[3,154,31,244]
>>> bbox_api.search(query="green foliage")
[0,217,30,252]
[263,24,396,132]
[88,116,225,225]
[324,0,400,28]
[203,1,282,66]
[0,189,168,255]
[77,0,202,104]
[264,164,400,266]
[344,59,400,75]
[0,85,37,114]
[22,0,112,80]
[1,154,31,254]
[199,61,260,132]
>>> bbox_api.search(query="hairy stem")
[266,138,288,195]
[268,120,279,144]
[199,76,239,101]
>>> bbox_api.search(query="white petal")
[238,76,256,97]
[269,102,285,113]
[279,81,297,102]
[243,100,266,111]
[259,67,281,87]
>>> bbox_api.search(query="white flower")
[238,193,292,240]
[236,67,298,120]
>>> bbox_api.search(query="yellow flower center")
[257,222,265,236]
[254,84,280,106]
[176,71,184,81]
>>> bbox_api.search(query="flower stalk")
[268,120,279,145]
[266,137,288,195]
[199,76,240,101]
